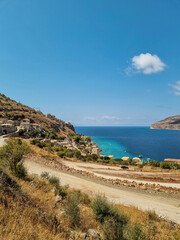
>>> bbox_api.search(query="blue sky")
[0,0,180,126]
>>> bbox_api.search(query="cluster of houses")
[43,138,101,156]
[0,118,101,157]
[0,118,42,136]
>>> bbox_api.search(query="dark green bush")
[74,135,81,143]
[150,160,160,167]
[74,150,81,159]
[41,171,50,179]
[160,162,171,169]
[49,176,60,187]
[55,185,67,199]
[102,216,128,240]
[57,151,65,158]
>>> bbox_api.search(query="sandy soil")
[61,160,180,188]
[25,159,180,224]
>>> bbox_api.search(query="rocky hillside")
[0,93,75,136]
[151,115,180,129]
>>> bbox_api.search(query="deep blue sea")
[75,126,180,162]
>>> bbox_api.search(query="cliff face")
[0,93,75,136]
[151,115,180,129]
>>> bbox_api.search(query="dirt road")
[25,159,180,224]
[61,160,180,188]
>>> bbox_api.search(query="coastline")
[76,126,180,162]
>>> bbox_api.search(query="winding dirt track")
[25,159,180,224]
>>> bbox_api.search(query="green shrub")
[160,162,171,169]
[92,195,112,223]
[74,135,81,143]
[65,193,80,227]
[74,151,81,159]
[102,216,128,240]
[92,195,128,224]
[57,151,65,158]
[125,223,145,240]
[0,138,29,178]
[41,171,50,179]
[91,154,98,161]
[150,160,160,167]
[49,176,60,187]
[32,130,40,138]
[55,185,67,199]
[65,150,74,158]
[13,161,27,178]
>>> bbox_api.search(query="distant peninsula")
[151,115,180,130]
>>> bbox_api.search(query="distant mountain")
[0,93,75,137]
[151,115,180,130]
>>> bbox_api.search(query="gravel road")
[25,159,180,224]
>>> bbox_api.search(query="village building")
[19,119,42,131]
[91,147,100,156]
[0,120,16,135]
[132,157,142,164]
[121,156,130,161]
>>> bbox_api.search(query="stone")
[84,229,101,239]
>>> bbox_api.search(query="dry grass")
[0,170,180,240]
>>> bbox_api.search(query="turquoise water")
[92,137,134,159]
[75,126,180,162]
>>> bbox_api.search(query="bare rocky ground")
[24,157,180,224]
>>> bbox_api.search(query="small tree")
[0,138,29,177]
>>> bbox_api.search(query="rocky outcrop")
[151,115,180,130]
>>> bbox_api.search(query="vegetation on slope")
[0,138,180,239]
[0,93,75,137]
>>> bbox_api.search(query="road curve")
[25,159,180,224]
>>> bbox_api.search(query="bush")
[92,195,112,223]
[150,160,160,167]
[14,161,27,178]
[32,130,40,138]
[41,171,50,179]
[74,135,81,143]
[91,154,98,161]
[55,185,67,199]
[92,195,128,224]
[65,150,74,158]
[49,176,60,187]
[74,151,81,159]
[0,138,29,178]
[125,223,145,240]
[57,151,65,158]
[65,193,80,227]
[102,216,128,240]
[160,162,171,169]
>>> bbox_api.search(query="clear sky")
[0,0,180,126]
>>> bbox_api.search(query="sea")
[75,126,180,162]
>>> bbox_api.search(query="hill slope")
[0,93,75,136]
[151,115,180,129]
